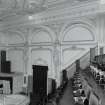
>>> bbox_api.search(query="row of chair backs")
[72,71,87,105]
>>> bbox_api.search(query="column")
[53,39,61,87]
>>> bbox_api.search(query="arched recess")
[59,20,96,43]
[31,48,54,78]
[34,58,48,66]
[6,31,25,45]
[30,26,56,44]
[0,32,8,44]
[0,31,25,45]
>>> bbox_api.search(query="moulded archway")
[0,31,25,45]
[59,20,96,43]
[30,26,56,44]
[63,25,94,42]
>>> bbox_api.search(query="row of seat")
[90,64,105,90]
[72,71,86,105]
[94,55,105,69]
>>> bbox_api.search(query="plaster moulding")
[0,0,100,29]
[34,58,48,66]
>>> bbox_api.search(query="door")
[32,65,48,97]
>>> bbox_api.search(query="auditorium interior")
[0,0,105,105]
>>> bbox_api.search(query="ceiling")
[0,0,97,22]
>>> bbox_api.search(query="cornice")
[0,0,103,30]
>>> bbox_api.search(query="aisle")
[80,69,105,105]
[59,80,74,105]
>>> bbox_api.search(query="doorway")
[32,65,48,97]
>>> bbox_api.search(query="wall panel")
[7,49,24,73]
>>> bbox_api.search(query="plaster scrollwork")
[34,58,48,66]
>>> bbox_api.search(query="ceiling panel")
[0,0,98,22]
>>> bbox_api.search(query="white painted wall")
[66,62,76,79]
[31,49,54,78]
[7,34,24,44]
[7,49,24,73]
[62,49,85,69]
[80,51,90,69]
[63,26,94,42]
[31,31,52,43]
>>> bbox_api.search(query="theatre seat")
[99,78,105,84]
[95,74,100,80]
[99,84,105,90]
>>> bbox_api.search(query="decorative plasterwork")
[62,46,85,52]
[59,21,96,45]
[34,58,48,66]
[62,24,94,42]
[35,1,99,24]
[0,0,46,19]
[31,47,52,54]
[0,25,57,46]
[31,47,53,75]
[59,18,96,35]
[0,0,100,29]
[30,26,55,43]
[31,30,52,44]
[44,23,64,36]
[1,29,25,41]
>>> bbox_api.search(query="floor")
[58,69,105,105]
[59,79,74,105]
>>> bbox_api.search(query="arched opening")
[63,25,94,42]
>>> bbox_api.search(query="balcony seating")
[90,63,105,90]
[99,78,105,84]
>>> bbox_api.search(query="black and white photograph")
[0,0,104,105]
